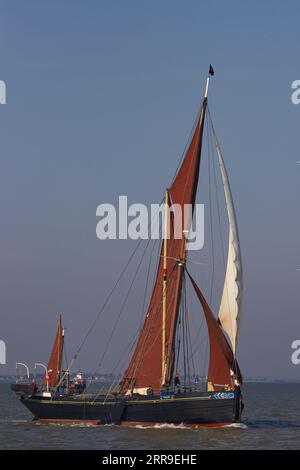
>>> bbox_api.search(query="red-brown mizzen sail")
[187,272,242,391]
[45,315,64,387]
[120,98,207,394]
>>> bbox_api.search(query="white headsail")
[215,138,243,355]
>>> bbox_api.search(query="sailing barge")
[12,66,244,427]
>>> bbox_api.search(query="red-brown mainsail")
[121,98,207,393]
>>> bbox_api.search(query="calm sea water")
[0,382,300,449]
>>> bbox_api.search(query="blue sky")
[0,0,299,379]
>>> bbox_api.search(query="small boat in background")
[11,360,32,396]
[11,315,64,398]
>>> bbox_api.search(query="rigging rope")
[207,106,230,285]
[139,238,159,326]
[94,234,153,372]
[207,115,215,305]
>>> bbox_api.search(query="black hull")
[20,396,125,425]
[18,389,242,427]
[122,395,238,426]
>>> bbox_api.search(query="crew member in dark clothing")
[174,371,181,392]
[146,386,153,397]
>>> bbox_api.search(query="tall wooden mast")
[162,189,169,385]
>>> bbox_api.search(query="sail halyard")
[120,93,208,394]
[214,136,243,355]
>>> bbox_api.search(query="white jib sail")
[215,138,243,355]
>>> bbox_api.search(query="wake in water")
[33,422,101,428]
[16,418,249,430]
[134,422,248,430]
[135,423,189,430]
[223,422,248,429]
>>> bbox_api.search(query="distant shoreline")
[1,375,299,384]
